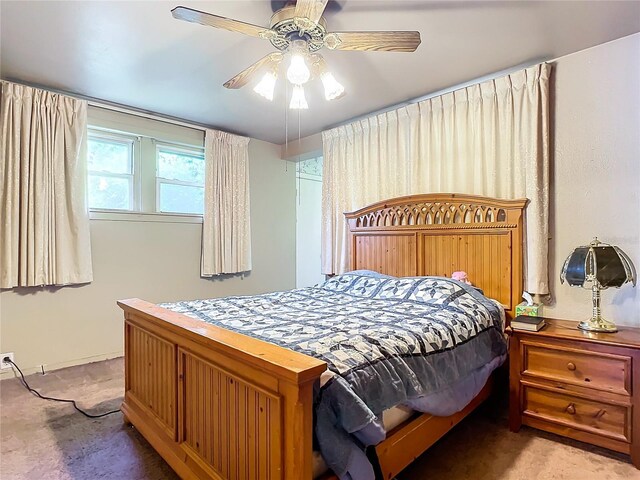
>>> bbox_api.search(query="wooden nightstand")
[507,317,640,468]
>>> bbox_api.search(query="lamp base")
[577,316,618,333]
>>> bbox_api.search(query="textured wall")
[545,33,640,326]
[0,138,296,376]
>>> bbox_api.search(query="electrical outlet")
[1,352,15,370]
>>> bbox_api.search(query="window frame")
[87,128,140,213]
[155,142,206,215]
[86,120,206,223]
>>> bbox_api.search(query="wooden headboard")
[345,194,528,319]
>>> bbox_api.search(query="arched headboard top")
[345,193,528,231]
[344,194,528,320]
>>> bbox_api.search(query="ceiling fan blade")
[224,53,283,89]
[294,0,329,24]
[172,6,270,38]
[325,31,421,52]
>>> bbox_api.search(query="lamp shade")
[560,238,636,333]
[560,238,636,289]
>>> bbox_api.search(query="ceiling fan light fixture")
[172,3,422,109]
[286,39,311,85]
[287,55,310,84]
[290,84,308,110]
[253,71,277,101]
[321,72,345,100]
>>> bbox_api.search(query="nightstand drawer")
[522,342,631,395]
[523,385,630,443]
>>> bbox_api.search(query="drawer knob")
[567,362,576,371]
[566,403,576,415]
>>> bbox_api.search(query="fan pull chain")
[284,77,288,173]
[298,107,302,205]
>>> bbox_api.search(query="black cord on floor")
[5,358,120,419]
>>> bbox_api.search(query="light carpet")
[0,358,637,480]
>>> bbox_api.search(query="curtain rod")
[4,57,549,144]
[327,58,550,131]
[0,77,239,135]
[87,101,211,132]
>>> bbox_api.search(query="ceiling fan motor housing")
[269,5,327,52]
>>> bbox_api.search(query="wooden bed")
[118,193,527,480]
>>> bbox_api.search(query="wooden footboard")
[119,298,326,480]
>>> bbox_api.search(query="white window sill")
[90,210,203,224]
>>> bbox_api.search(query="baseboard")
[0,351,124,380]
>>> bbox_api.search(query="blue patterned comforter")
[162,273,506,479]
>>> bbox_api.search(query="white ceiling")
[2,1,639,144]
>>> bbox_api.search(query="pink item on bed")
[452,271,472,285]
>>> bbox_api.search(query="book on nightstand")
[511,316,546,331]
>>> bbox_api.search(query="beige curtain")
[1,81,92,288]
[322,64,550,294]
[201,129,252,276]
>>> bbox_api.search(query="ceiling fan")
[172,0,421,109]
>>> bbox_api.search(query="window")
[156,145,205,215]
[87,131,137,211]
[86,123,205,218]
